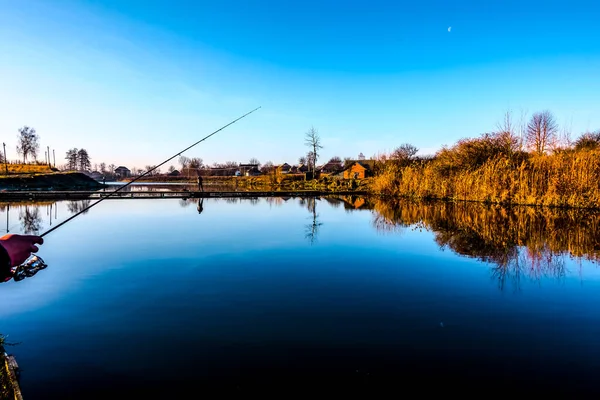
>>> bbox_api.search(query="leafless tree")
[179,155,190,169]
[493,110,521,155]
[189,157,203,169]
[261,160,274,173]
[525,110,558,155]
[248,157,260,166]
[16,126,40,162]
[391,143,419,160]
[298,156,306,165]
[304,126,323,173]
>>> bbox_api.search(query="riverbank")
[371,148,600,209]
[1,346,22,400]
[0,172,104,191]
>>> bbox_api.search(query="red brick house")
[342,161,374,179]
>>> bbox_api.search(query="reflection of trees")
[19,206,42,234]
[304,197,323,245]
[67,200,91,215]
[266,197,285,207]
[179,198,193,208]
[371,199,600,291]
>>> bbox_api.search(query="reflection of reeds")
[371,198,600,290]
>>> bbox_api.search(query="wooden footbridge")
[0,190,368,201]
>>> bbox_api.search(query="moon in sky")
[448,26,452,32]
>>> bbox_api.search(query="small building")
[168,170,180,176]
[89,171,103,180]
[239,163,260,176]
[115,166,131,178]
[343,161,375,179]
[246,167,262,176]
[319,161,343,174]
[275,163,292,174]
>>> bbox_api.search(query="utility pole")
[53,149,56,167]
[45,150,48,165]
[47,146,50,166]
[2,142,7,174]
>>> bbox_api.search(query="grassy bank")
[0,163,55,176]
[126,174,371,192]
[0,172,104,191]
[371,136,600,208]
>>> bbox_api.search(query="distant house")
[343,161,375,179]
[275,163,292,174]
[319,161,343,174]
[245,167,262,176]
[239,163,260,176]
[115,166,131,178]
[89,171,103,180]
[297,164,309,173]
[168,169,180,176]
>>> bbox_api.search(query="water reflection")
[19,206,42,234]
[370,199,600,291]
[66,200,91,215]
[3,197,600,291]
[303,197,323,245]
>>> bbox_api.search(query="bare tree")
[556,116,574,151]
[168,165,176,173]
[16,126,40,162]
[99,162,106,173]
[493,110,521,155]
[261,160,274,173]
[179,155,190,170]
[248,157,260,166]
[391,143,419,160]
[108,164,116,174]
[304,126,323,173]
[525,110,558,155]
[298,156,306,165]
[306,151,315,171]
[189,157,203,169]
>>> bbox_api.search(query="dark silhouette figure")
[197,198,204,214]
[197,175,204,192]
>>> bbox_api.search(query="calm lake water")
[2,196,600,397]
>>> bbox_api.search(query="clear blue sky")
[1,0,598,170]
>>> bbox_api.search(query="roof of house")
[115,166,130,171]
[343,160,375,171]
[319,161,343,171]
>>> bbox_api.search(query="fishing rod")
[10,107,261,279]
[40,106,261,239]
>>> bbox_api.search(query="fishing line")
[40,106,261,238]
